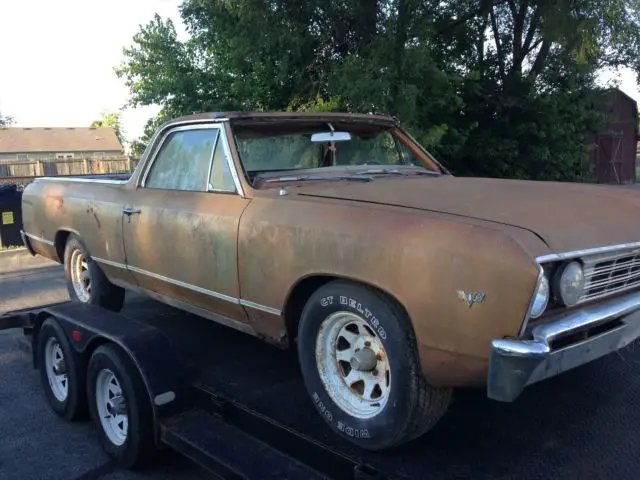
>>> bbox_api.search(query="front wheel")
[297,280,452,450]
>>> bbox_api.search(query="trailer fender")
[33,303,193,424]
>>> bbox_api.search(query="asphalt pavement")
[0,249,212,480]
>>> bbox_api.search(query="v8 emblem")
[457,290,486,308]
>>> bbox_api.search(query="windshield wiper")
[360,168,439,176]
[263,173,374,183]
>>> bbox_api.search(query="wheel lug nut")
[364,341,371,347]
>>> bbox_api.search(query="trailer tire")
[37,317,88,421]
[63,234,125,312]
[86,344,156,469]
[297,280,452,450]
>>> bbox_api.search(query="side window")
[208,134,236,192]
[145,128,219,191]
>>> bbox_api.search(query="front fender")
[239,197,541,382]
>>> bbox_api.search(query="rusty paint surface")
[19,111,640,389]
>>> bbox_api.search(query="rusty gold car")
[20,111,640,450]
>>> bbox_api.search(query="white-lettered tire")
[297,280,452,450]
[63,233,125,311]
[37,317,88,421]
[86,344,156,469]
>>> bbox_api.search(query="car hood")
[294,175,640,253]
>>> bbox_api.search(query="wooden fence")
[0,156,138,178]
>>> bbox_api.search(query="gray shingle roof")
[0,127,123,153]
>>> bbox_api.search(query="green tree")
[116,0,640,181]
[91,110,126,148]
[0,109,13,128]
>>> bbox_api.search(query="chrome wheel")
[315,311,391,419]
[44,337,68,402]
[70,248,91,302]
[95,369,128,446]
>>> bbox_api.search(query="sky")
[0,1,638,151]
[0,0,186,149]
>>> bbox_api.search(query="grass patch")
[0,245,23,251]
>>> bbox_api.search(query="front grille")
[581,251,640,302]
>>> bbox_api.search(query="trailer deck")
[3,295,640,479]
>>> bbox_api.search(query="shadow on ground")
[119,297,640,480]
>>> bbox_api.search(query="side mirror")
[311,131,352,142]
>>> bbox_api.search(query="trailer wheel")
[86,344,155,469]
[63,234,125,312]
[37,317,88,421]
[297,280,452,450]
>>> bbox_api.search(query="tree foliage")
[116,0,640,180]
[0,109,13,128]
[91,110,126,148]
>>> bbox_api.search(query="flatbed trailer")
[3,297,640,479]
[0,300,395,480]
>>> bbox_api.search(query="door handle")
[122,206,141,215]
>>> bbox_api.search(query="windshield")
[231,123,438,180]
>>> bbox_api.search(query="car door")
[121,122,251,328]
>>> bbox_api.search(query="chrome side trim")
[536,241,640,264]
[488,290,640,402]
[93,257,282,316]
[139,123,216,188]
[24,232,54,246]
[218,122,245,197]
[35,177,129,185]
[109,279,258,337]
[123,264,282,315]
[240,299,281,316]
[206,128,221,191]
[127,265,239,304]
[92,257,126,270]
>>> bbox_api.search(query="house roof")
[0,127,123,153]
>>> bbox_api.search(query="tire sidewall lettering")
[318,294,388,341]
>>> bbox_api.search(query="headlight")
[556,261,584,306]
[528,270,550,319]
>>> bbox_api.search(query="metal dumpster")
[0,183,23,248]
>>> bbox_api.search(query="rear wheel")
[297,280,452,450]
[87,344,156,469]
[63,234,125,311]
[37,317,88,421]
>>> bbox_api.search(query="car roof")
[162,111,398,127]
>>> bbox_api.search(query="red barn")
[586,88,639,184]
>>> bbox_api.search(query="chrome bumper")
[488,292,640,402]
